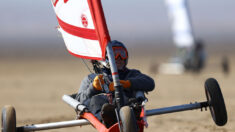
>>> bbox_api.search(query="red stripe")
[53,0,59,6]
[56,16,98,40]
[112,72,118,75]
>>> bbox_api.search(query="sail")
[51,0,110,60]
[165,0,194,48]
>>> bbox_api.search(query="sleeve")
[128,70,155,92]
[76,74,101,105]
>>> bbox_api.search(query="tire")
[1,105,16,132]
[205,78,227,126]
[119,106,138,132]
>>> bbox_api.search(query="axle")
[16,119,90,132]
[146,101,209,116]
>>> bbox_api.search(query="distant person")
[149,62,158,75]
[195,39,206,69]
[187,39,206,72]
[75,40,155,128]
[222,55,230,75]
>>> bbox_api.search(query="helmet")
[110,40,128,67]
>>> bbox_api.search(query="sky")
[0,0,235,47]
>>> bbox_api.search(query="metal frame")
[15,95,210,132]
[13,45,212,132]
[17,120,90,132]
[146,101,208,116]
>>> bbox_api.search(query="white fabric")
[165,0,194,48]
[59,28,102,58]
[52,0,103,59]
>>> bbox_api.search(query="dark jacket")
[76,68,155,106]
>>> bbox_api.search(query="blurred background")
[0,0,235,59]
[0,0,234,132]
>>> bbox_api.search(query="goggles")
[112,46,128,60]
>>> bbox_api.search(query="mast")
[106,44,124,109]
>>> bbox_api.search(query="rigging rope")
[81,59,94,74]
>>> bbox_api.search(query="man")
[76,40,155,127]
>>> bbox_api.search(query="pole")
[146,101,208,116]
[106,44,124,109]
[17,120,90,132]
[62,95,87,111]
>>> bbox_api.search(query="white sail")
[52,0,110,60]
[165,0,194,48]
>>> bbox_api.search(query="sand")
[0,53,234,132]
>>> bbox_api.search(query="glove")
[109,80,131,92]
[92,75,105,91]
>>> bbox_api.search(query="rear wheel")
[205,78,227,126]
[119,106,138,132]
[1,105,16,132]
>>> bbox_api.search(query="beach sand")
[0,48,234,132]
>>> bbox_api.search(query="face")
[112,46,128,70]
[115,57,126,70]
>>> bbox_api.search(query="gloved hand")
[109,80,131,92]
[92,75,105,91]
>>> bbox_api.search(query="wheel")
[1,105,16,132]
[205,78,227,126]
[119,106,138,132]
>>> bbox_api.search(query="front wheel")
[205,78,227,126]
[1,105,16,132]
[119,106,138,132]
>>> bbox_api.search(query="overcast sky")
[0,0,235,46]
